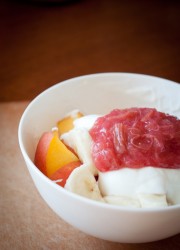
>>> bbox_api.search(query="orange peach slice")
[34,131,79,177]
[57,110,83,135]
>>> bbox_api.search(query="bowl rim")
[18,72,180,213]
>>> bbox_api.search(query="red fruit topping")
[89,108,180,172]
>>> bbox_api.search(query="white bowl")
[18,73,180,243]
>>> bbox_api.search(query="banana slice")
[61,128,98,175]
[137,194,168,208]
[104,195,141,208]
[65,164,104,202]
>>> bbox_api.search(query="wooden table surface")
[0,0,180,249]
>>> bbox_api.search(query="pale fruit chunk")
[65,164,104,202]
[61,128,98,175]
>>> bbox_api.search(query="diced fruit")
[34,131,80,177]
[57,110,83,135]
[50,161,82,187]
[34,132,53,175]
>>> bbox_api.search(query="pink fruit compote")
[90,108,180,171]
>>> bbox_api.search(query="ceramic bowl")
[18,73,180,243]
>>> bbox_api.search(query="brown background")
[0,0,180,249]
[0,0,180,102]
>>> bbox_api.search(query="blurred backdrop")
[0,0,180,101]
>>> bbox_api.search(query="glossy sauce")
[90,108,180,172]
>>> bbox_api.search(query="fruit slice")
[50,161,82,187]
[34,132,53,175]
[65,164,104,202]
[57,110,83,135]
[34,131,80,177]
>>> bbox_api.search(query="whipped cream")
[62,115,180,208]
